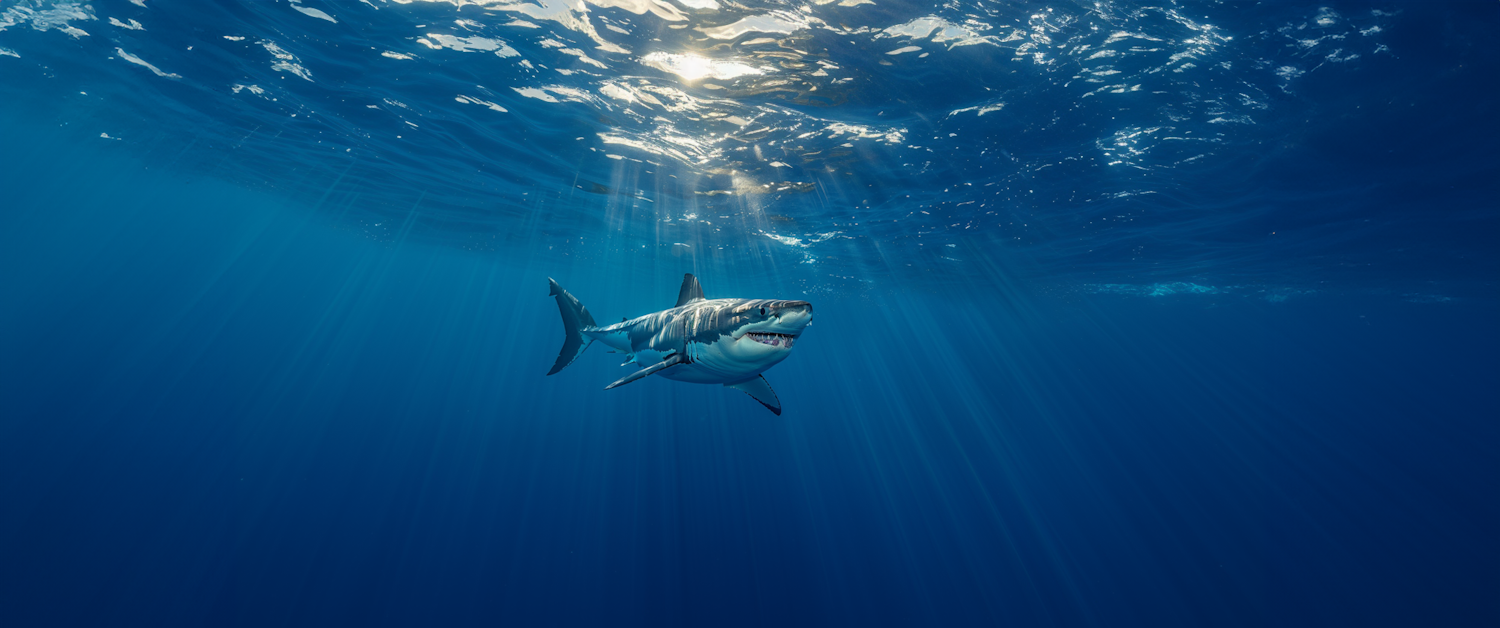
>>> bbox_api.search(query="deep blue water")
[2,1,1498,626]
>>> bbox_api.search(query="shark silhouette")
[547,274,813,415]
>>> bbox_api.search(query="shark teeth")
[746,332,795,348]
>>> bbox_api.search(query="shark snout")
[769,301,813,330]
[774,301,812,318]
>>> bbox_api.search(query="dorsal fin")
[674,273,705,307]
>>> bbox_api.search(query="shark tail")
[547,278,598,375]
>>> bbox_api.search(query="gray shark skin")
[546,274,812,415]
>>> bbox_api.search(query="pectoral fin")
[604,354,684,390]
[727,375,782,415]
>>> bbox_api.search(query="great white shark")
[546,274,813,415]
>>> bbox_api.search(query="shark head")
[721,299,813,365]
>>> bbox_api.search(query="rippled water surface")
[4,0,1494,295]
[2,1,1497,626]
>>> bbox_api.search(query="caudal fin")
[547,278,598,375]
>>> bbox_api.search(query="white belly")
[655,340,785,384]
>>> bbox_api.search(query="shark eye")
[760,307,767,316]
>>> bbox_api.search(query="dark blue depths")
[1,128,1497,627]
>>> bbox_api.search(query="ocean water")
[2,1,1497,626]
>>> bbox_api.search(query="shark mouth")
[746,332,797,348]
